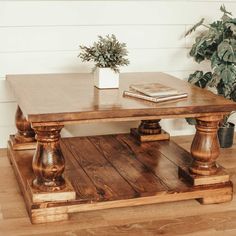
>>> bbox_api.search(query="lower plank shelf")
[7,133,233,224]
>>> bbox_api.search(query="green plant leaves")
[185,18,205,36]
[215,63,236,85]
[79,34,129,72]
[225,22,236,34]
[217,40,235,62]
[188,71,213,88]
[187,5,236,100]
[220,4,232,16]
[186,5,236,126]
[189,29,219,63]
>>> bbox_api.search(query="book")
[130,83,178,97]
[123,90,188,103]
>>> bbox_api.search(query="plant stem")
[202,24,216,31]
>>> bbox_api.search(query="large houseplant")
[185,5,236,147]
[79,34,129,89]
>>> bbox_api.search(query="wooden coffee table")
[6,72,236,224]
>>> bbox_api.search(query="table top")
[7,72,236,124]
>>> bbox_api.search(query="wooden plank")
[1,2,236,26]
[61,140,101,203]
[1,135,236,233]
[63,137,137,201]
[89,135,167,197]
[149,139,193,167]
[117,134,190,191]
[1,49,206,79]
[0,103,16,126]
[7,142,37,216]
[151,140,230,186]
[9,135,36,151]
[42,210,236,236]
[27,178,76,203]
[6,135,234,224]
[33,182,233,216]
[0,25,185,52]
[0,126,16,149]
[7,72,236,124]
[0,50,184,80]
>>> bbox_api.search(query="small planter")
[94,68,119,89]
[218,122,235,148]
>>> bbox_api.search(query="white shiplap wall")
[1,1,236,148]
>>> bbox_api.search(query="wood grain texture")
[14,106,35,143]
[89,135,167,196]
[130,119,170,142]
[6,134,233,224]
[131,128,170,142]
[63,137,137,201]
[7,72,236,124]
[9,135,36,151]
[32,125,67,192]
[2,135,236,235]
[190,116,222,176]
[10,106,36,150]
[144,136,230,186]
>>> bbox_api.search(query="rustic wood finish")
[6,73,236,124]
[10,106,36,150]
[131,119,170,142]
[3,135,236,235]
[138,119,162,134]
[6,72,236,224]
[190,116,222,176]
[32,125,66,192]
[7,134,233,224]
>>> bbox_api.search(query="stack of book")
[123,83,188,103]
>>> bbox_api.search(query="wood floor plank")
[25,210,236,236]
[89,135,167,197]
[63,137,137,201]
[117,134,190,191]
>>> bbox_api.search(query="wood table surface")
[6,72,236,124]
[6,72,236,224]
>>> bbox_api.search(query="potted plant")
[79,34,129,89]
[185,5,236,148]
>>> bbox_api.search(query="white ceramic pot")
[94,67,119,89]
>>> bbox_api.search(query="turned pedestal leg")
[131,119,170,142]
[179,116,230,186]
[178,116,233,203]
[28,124,75,203]
[32,125,66,191]
[190,116,221,176]
[10,106,36,150]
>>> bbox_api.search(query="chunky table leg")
[190,116,221,176]
[138,120,162,135]
[131,119,170,142]
[32,125,66,191]
[178,116,233,204]
[10,106,36,150]
[28,124,75,204]
[179,115,230,187]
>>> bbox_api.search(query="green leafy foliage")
[185,18,205,36]
[185,5,236,125]
[79,34,129,73]
[188,71,213,88]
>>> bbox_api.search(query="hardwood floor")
[1,135,236,235]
